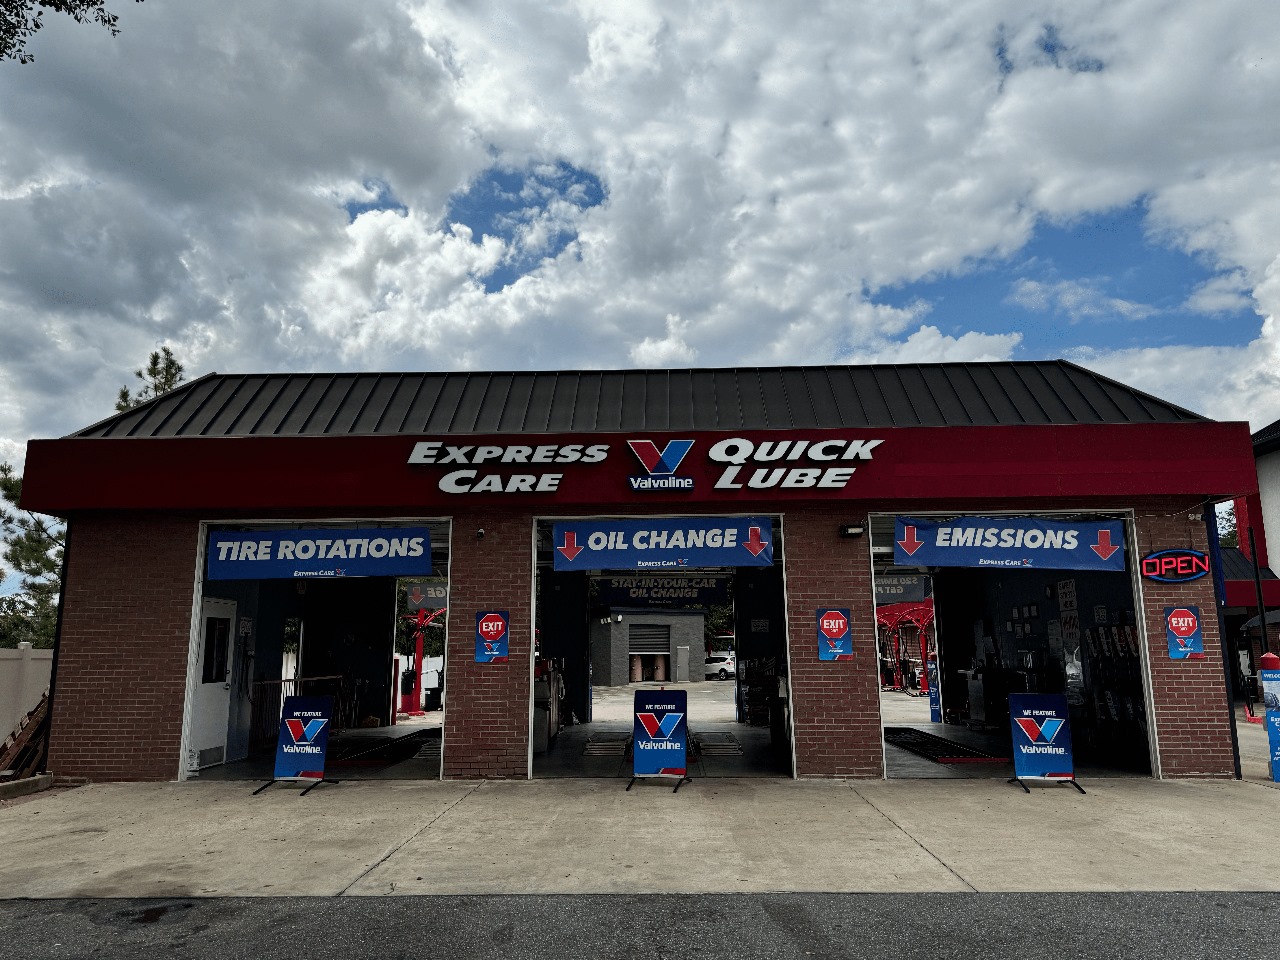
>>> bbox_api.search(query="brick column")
[784,508,882,777]
[1134,509,1234,778]
[442,510,533,779]
[48,514,201,782]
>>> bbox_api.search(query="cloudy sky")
[2,0,1280,474]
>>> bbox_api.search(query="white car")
[704,652,736,680]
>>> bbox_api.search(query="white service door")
[192,598,236,768]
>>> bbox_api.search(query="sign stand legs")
[1007,775,1085,795]
[253,777,340,796]
[626,775,691,794]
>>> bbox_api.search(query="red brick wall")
[47,514,200,782]
[1133,506,1234,778]
[784,507,883,777]
[442,510,533,779]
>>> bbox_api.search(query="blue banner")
[273,695,333,781]
[1262,670,1280,784]
[817,608,853,661]
[1008,693,1075,781]
[894,517,1125,572]
[476,610,509,663]
[927,661,941,723]
[633,689,688,778]
[208,527,431,580]
[1164,606,1206,660]
[553,517,773,571]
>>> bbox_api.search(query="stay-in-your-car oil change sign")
[552,517,773,570]
[894,517,1125,572]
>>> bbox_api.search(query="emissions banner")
[633,689,688,779]
[894,517,1125,571]
[273,695,333,782]
[208,527,432,580]
[553,517,773,570]
[1008,693,1075,781]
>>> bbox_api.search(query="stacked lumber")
[0,692,48,782]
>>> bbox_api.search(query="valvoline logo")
[627,440,695,491]
[284,718,328,744]
[1014,716,1064,744]
[636,712,684,739]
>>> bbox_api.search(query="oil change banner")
[208,527,432,580]
[894,517,1125,572]
[273,695,333,781]
[1008,693,1075,781]
[633,689,688,778]
[553,517,773,570]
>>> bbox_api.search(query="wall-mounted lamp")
[476,528,485,539]
[614,613,623,622]
[839,524,865,538]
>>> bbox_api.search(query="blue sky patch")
[871,201,1257,357]
[447,161,606,293]
[345,179,408,222]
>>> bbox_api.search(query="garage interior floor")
[880,688,1147,780]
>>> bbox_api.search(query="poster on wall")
[1008,693,1083,793]
[817,608,853,661]
[630,689,690,791]
[1262,670,1280,784]
[1058,579,1078,612]
[475,610,510,663]
[1164,606,1206,660]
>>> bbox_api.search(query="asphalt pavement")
[1,892,1277,960]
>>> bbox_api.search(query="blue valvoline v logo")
[637,712,684,738]
[628,440,695,491]
[1015,716,1064,744]
[285,718,328,743]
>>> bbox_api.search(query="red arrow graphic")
[1091,529,1118,560]
[557,531,583,562]
[897,525,924,555]
[744,526,769,557]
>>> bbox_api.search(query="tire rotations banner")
[894,517,1125,571]
[633,689,688,778]
[552,517,773,571]
[208,527,432,580]
[274,695,333,782]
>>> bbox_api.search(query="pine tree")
[0,464,63,648]
[115,346,185,412]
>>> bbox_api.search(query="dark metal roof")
[1253,416,1280,456]
[1219,546,1279,582]
[70,361,1209,439]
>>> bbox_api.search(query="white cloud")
[1185,272,1253,315]
[1006,278,1158,321]
[2,0,1280,463]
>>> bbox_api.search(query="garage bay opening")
[532,516,794,778]
[871,513,1154,780]
[186,521,450,782]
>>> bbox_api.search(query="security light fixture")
[839,524,865,538]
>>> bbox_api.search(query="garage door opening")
[532,516,794,779]
[871,513,1154,780]
[185,520,450,782]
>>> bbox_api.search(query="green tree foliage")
[0,464,63,648]
[115,346,185,411]
[1217,502,1238,549]
[1,0,144,65]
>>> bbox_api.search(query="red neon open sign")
[1140,549,1210,583]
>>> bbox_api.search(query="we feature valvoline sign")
[894,516,1125,572]
[208,527,432,580]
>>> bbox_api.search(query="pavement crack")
[337,781,486,896]
[845,783,977,892]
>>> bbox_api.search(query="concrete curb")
[0,773,53,801]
